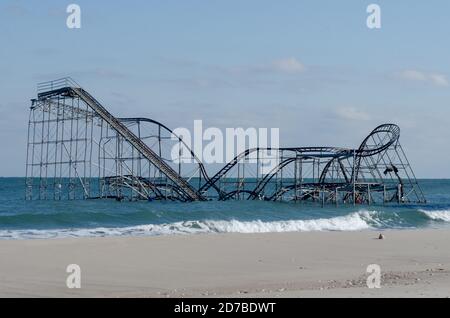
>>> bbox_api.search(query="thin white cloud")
[271,57,305,74]
[428,73,449,87]
[396,70,449,87]
[334,107,371,121]
[230,57,306,75]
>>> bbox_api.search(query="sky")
[0,0,449,177]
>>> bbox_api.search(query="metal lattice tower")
[25,78,426,204]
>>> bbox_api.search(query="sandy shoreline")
[0,229,449,297]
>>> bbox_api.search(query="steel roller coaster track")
[25,78,426,205]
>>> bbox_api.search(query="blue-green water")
[1,178,450,239]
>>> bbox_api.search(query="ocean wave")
[0,211,381,240]
[419,209,450,222]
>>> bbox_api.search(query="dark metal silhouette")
[26,78,426,204]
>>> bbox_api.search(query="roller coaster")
[25,78,426,205]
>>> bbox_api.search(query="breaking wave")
[2,209,450,240]
[0,211,382,240]
[419,209,450,222]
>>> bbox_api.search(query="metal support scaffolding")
[25,78,426,204]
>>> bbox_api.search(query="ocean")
[1,178,450,239]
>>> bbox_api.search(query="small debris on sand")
[378,233,385,240]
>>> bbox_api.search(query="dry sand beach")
[0,229,449,298]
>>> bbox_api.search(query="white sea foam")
[0,211,380,240]
[419,209,450,222]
